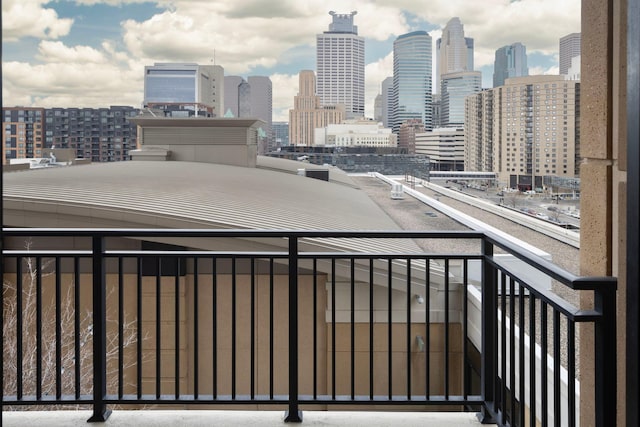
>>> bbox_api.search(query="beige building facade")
[464,75,579,190]
[289,71,345,146]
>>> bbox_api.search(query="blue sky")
[2,0,579,121]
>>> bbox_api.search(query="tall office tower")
[289,70,345,146]
[493,42,529,87]
[436,17,474,93]
[464,75,580,189]
[390,31,433,133]
[247,76,273,152]
[440,70,481,127]
[381,77,393,128]
[373,94,383,123]
[559,33,581,75]
[224,76,251,117]
[143,63,224,117]
[316,11,365,118]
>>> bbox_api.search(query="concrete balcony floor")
[2,410,482,426]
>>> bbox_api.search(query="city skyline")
[2,0,580,121]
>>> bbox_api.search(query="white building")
[143,63,224,117]
[314,121,397,147]
[415,127,465,171]
[316,11,365,118]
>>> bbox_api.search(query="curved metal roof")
[3,160,421,254]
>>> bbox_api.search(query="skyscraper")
[493,42,529,87]
[559,33,581,75]
[143,63,224,117]
[247,76,273,151]
[381,77,393,128]
[390,31,433,133]
[316,11,365,118]
[441,71,481,127]
[289,70,345,146]
[436,18,474,93]
[224,76,251,117]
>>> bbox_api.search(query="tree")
[503,191,523,209]
[2,253,144,409]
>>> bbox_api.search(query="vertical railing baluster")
[510,277,516,424]
[118,257,124,399]
[519,281,526,426]
[529,292,537,427]
[479,238,497,423]
[212,257,218,399]
[406,258,412,400]
[463,259,469,401]
[174,257,180,399]
[36,256,42,401]
[553,311,561,427]
[444,258,450,400]
[369,258,374,400]
[269,258,274,400]
[350,258,355,400]
[388,258,393,400]
[231,257,236,400]
[594,283,616,427]
[313,258,318,400]
[55,257,62,400]
[88,235,111,422]
[332,259,336,399]
[193,258,199,399]
[284,235,302,422]
[425,257,430,400]
[16,257,23,400]
[155,257,161,400]
[568,320,576,427]
[250,258,255,400]
[541,301,548,427]
[500,272,507,424]
[136,257,142,399]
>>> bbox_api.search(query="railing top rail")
[2,227,485,240]
[2,227,617,292]
[482,229,617,291]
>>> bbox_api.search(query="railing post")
[88,236,112,422]
[478,237,498,424]
[284,235,302,423]
[594,282,616,427]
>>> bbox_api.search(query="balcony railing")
[1,228,616,426]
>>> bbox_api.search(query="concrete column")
[580,0,627,425]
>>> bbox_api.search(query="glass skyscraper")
[390,31,433,133]
[316,11,365,119]
[493,43,528,87]
[441,71,482,126]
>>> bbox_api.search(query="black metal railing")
[0,228,616,426]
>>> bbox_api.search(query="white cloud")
[2,0,73,41]
[2,0,581,123]
[2,40,144,109]
[365,53,393,118]
[270,73,300,122]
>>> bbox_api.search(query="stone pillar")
[580,0,627,425]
